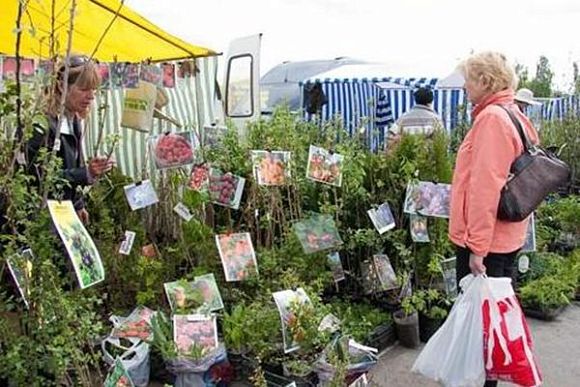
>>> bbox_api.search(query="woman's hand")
[469,253,486,275]
[76,208,89,224]
[88,156,115,177]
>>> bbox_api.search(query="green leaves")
[401,289,450,320]
[520,275,574,310]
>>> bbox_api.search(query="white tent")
[436,71,465,88]
[306,64,396,83]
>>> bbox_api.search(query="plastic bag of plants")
[165,343,232,387]
[101,336,151,387]
[313,335,378,383]
[120,81,157,132]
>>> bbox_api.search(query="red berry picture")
[150,131,195,170]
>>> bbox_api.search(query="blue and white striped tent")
[375,81,468,131]
[301,64,465,151]
[538,95,580,121]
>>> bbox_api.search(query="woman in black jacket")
[26,55,114,223]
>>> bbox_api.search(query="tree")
[515,62,531,90]
[528,55,554,97]
[573,62,580,95]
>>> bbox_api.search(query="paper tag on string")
[16,151,26,166]
[119,231,136,255]
[518,255,530,273]
[173,202,193,222]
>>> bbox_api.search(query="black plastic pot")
[393,310,420,348]
[365,322,397,352]
[262,364,319,387]
[149,351,175,385]
[228,351,256,381]
[523,305,567,321]
[419,313,444,343]
[372,298,401,314]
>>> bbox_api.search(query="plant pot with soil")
[416,290,451,342]
[393,297,420,349]
[398,289,451,343]
[365,321,397,352]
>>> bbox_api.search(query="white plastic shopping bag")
[412,274,487,387]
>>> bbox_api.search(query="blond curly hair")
[459,51,518,94]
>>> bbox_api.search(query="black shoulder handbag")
[496,105,570,222]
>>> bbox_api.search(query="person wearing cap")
[26,55,114,224]
[514,87,542,112]
[386,86,444,150]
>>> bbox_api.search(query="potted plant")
[222,304,257,380]
[519,275,575,320]
[365,320,397,352]
[148,312,233,386]
[282,359,319,387]
[413,289,451,342]
[564,249,580,300]
[312,335,377,386]
[222,299,282,381]
[329,300,395,352]
[260,304,327,386]
[517,252,565,287]
[393,296,420,348]
[536,196,580,253]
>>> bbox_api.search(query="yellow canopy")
[0,0,217,62]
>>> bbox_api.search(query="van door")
[222,33,261,140]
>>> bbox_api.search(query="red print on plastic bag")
[482,285,542,386]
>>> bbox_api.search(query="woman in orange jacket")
[449,51,539,386]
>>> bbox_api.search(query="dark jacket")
[27,115,90,210]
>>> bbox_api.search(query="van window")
[226,54,253,117]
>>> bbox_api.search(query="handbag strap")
[495,105,533,152]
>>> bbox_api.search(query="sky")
[128,0,580,91]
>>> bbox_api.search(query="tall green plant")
[540,117,580,188]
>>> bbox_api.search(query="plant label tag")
[518,254,530,273]
[318,313,341,333]
[348,339,378,353]
[16,151,26,165]
[173,202,193,222]
[348,374,368,386]
[119,231,136,255]
[186,314,207,322]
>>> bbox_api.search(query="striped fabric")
[302,74,579,151]
[83,56,218,180]
[378,85,468,132]
[301,76,463,151]
[304,80,382,150]
[538,95,580,121]
[375,90,394,128]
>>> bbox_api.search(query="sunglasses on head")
[57,55,90,73]
[68,55,91,67]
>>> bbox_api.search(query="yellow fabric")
[0,0,217,62]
